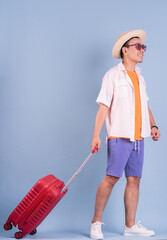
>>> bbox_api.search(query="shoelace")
[136,220,146,230]
[93,222,104,233]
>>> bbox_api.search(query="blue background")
[0,0,166,238]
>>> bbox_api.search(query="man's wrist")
[93,134,100,138]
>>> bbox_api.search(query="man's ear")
[122,47,127,55]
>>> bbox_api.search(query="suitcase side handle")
[61,147,97,193]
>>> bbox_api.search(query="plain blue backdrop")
[0,0,167,238]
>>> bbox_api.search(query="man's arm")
[91,103,109,151]
[148,106,160,141]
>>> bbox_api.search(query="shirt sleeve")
[146,89,149,102]
[141,75,149,101]
[96,72,114,108]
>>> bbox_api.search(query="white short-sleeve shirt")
[96,62,151,141]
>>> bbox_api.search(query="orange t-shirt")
[109,69,143,140]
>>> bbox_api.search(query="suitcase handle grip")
[61,147,97,193]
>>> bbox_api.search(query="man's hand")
[151,127,160,141]
[91,137,101,152]
[91,103,109,153]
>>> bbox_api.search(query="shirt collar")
[117,62,141,74]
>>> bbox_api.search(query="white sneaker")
[90,221,104,239]
[123,221,155,237]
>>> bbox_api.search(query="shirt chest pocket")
[117,82,131,98]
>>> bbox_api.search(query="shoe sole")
[90,234,104,239]
[123,232,155,237]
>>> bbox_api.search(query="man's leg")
[124,176,140,227]
[123,176,155,237]
[92,175,119,223]
[90,138,125,239]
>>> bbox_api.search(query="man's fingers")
[91,144,100,152]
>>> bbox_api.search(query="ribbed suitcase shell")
[5,175,67,238]
[4,148,96,238]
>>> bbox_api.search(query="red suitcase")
[4,148,97,239]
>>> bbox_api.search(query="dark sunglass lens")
[136,44,142,50]
[142,45,147,52]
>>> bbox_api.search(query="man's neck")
[122,61,136,72]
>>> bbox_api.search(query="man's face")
[123,38,145,63]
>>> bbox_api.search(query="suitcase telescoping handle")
[61,147,97,193]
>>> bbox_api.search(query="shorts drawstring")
[134,140,140,154]
[138,141,140,154]
[135,141,137,151]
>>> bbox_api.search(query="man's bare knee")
[126,176,141,187]
[105,175,120,188]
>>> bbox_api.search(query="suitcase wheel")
[4,223,13,231]
[15,231,22,239]
[29,229,37,235]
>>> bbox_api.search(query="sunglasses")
[125,43,147,52]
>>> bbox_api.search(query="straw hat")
[112,29,146,59]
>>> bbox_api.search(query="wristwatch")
[151,125,158,130]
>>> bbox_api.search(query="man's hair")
[120,36,139,59]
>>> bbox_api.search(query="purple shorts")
[106,138,144,178]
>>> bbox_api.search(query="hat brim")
[112,30,146,59]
